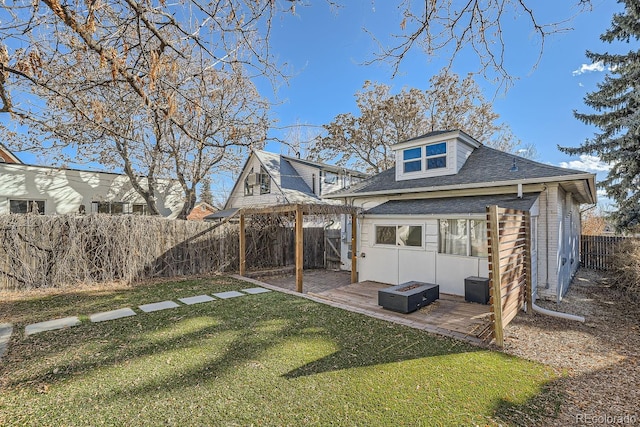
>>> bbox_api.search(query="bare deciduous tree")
[0,0,590,215]
[310,71,521,173]
[0,0,277,217]
[366,0,593,90]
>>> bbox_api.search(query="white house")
[222,150,368,210]
[206,150,369,269]
[0,144,184,218]
[325,130,597,302]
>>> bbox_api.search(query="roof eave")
[280,154,368,177]
[324,173,597,200]
[392,130,481,150]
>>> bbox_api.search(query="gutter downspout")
[531,302,585,322]
[544,185,550,289]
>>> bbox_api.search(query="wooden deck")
[310,281,493,344]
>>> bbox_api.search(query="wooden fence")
[0,214,330,291]
[487,205,532,347]
[580,235,630,270]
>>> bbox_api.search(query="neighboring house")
[0,145,184,218]
[210,149,369,269]
[325,130,597,302]
[223,150,368,210]
[187,201,218,221]
[0,143,21,164]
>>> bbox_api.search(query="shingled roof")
[253,151,326,204]
[365,193,540,216]
[325,145,591,198]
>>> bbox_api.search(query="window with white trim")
[92,201,125,214]
[401,142,447,174]
[244,168,254,196]
[439,219,488,257]
[403,147,422,173]
[10,199,45,214]
[259,166,270,195]
[425,142,447,169]
[132,204,148,215]
[324,171,338,184]
[375,225,423,247]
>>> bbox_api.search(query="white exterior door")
[398,249,435,284]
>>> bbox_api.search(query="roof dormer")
[393,130,481,181]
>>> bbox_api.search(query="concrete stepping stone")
[90,308,137,323]
[212,291,245,299]
[25,317,81,336]
[178,295,215,305]
[138,301,180,313]
[0,323,13,359]
[242,287,271,295]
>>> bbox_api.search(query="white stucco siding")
[0,164,183,217]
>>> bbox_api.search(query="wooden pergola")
[237,203,360,292]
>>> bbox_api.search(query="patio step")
[245,266,295,279]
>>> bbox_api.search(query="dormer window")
[394,131,480,181]
[402,142,448,174]
[426,142,447,169]
[403,147,422,173]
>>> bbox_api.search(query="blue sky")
[6,1,624,203]
[258,0,621,203]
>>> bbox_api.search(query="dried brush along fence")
[0,214,330,291]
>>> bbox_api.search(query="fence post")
[524,212,533,312]
[295,204,304,292]
[351,213,357,283]
[488,205,504,347]
[239,214,246,276]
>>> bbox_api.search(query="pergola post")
[295,204,304,292]
[239,213,246,277]
[350,213,357,283]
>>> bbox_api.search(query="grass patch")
[0,276,557,426]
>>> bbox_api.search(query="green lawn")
[0,277,558,426]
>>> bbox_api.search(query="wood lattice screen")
[486,205,533,347]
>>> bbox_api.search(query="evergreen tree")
[560,0,640,232]
[199,176,214,206]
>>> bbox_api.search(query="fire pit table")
[378,281,439,314]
